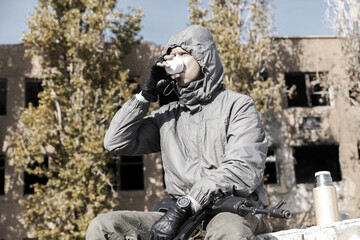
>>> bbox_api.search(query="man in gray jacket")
[87,25,271,240]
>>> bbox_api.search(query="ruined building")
[0,37,359,239]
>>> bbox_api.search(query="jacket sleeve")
[188,97,267,206]
[103,96,161,156]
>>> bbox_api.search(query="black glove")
[148,203,191,240]
[142,55,168,102]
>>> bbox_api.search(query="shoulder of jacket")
[222,89,254,104]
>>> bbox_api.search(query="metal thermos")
[313,171,339,225]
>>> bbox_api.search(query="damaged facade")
[264,36,360,230]
[0,36,359,239]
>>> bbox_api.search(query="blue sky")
[0,0,334,45]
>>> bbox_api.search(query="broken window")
[112,155,144,191]
[25,78,43,107]
[286,72,330,108]
[0,154,5,195]
[300,117,323,132]
[293,145,342,184]
[264,148,279,184]
[0,78,6,115]
[24,156,48,194]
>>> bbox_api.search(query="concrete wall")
[0,44,41,239]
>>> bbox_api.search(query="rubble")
[257,218,360,240]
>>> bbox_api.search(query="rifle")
[173,196,291,240]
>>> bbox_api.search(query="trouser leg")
[204,212,271,240]
[86,211,163,240]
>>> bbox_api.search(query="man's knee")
[86,211,163,240]
[205,212,257,240]
[208,212,249,230]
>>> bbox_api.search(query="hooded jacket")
[104,25,269,207]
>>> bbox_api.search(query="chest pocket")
[176,115,227,167]
[201,117,227,168]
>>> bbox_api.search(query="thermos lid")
[314,171,334,187]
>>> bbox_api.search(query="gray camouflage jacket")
[104,25,269,207]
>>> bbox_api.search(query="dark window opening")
[286,73,308,107]
[293,145,342,184]
[113,155,144,191]
[0,78,7,115]
[264,148,279,184]
[260,71,268,81]
[25,78,43,107]
[0,154,5,195]
[285,72,329,108]
[24,156,48,194]
[311,79,330,106]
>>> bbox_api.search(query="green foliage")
[12,0,143,239]
[188,0,285,113]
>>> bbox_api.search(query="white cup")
[165,56,184,75]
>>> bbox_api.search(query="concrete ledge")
[256,218,360,240]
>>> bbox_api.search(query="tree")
[188,0,285,113]
[11,0,143,239]
[325,0,360,106]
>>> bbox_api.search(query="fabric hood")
[166,25,225,110]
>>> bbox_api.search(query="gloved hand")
[142,55,168,102]
[148,203,191,240]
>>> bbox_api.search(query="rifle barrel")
[239,206,291,219]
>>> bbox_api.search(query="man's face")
[169,47,203,87]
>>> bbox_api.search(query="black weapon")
[173,196,291,240]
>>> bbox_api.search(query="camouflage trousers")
[86,210,271,240]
